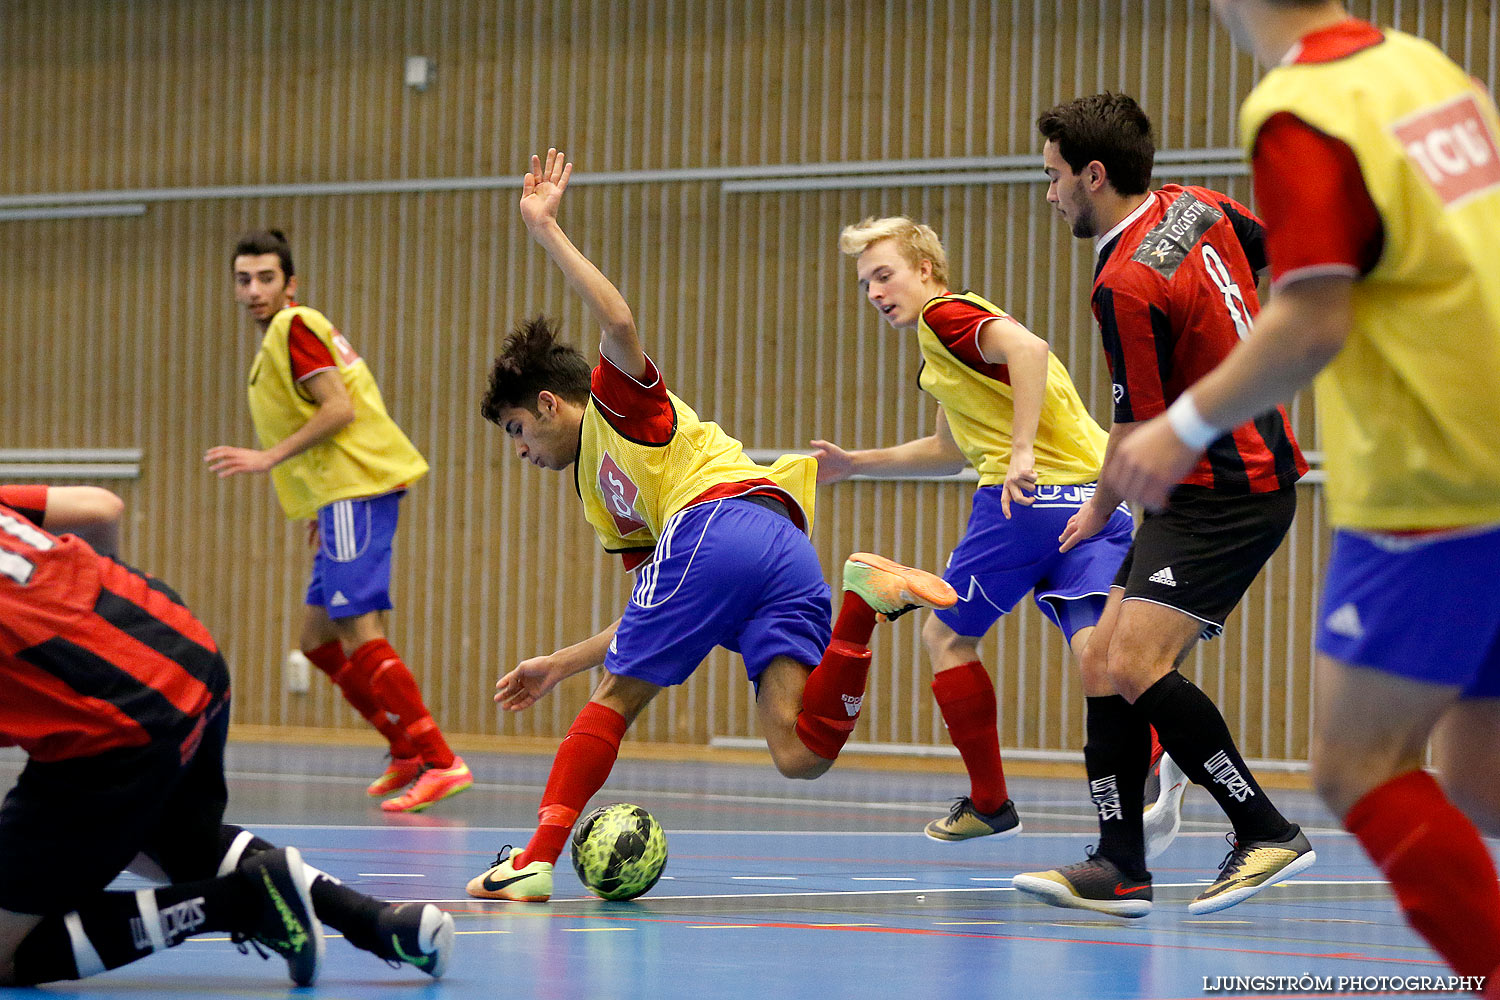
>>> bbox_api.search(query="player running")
[818,217,1188,847]
[208,230,469,812]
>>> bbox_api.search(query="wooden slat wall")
[3,1,1493,761]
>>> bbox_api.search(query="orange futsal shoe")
[842,552,958,622]
[366,755,423,797]
[380,757,473,813]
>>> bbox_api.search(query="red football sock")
[832,591,878,646]
[352,638,454,768]
[932,661,1007,812]
[516,702,628,868]
[304,641,418,759]
[795,639,873,760]
[1345,769,1500,978]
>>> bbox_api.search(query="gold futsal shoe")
[466,846,554,902]
[842,553,958,622]
[924,797,1023,842]
[1188,826,1316,914]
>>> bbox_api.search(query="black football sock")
[12,878,253,984]
[1134,671,1293,844]
[216,823,384,949]
[1084,695,1152,879]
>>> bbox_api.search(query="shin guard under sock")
[516,702,629,868]
[354,638,454,768]
[305,641,419,759]
[795,639,873,760]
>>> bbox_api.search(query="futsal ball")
[570,802,669,901]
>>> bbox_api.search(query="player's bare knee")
[772,744,832,780]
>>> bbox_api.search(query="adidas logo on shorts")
[1148,567,1177,587]
[1325,602,1365,640]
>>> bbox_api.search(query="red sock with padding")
[795,640,873,760]
[932,660,1007,812]
[351,638,454,768]
[305,641,418,759]
[515,702,629,868]
[1345,769,1500,979]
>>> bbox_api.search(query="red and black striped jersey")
[1092,184,1308,493]
[0,492,227,762]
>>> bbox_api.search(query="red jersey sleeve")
[921,298,1011,382]
[620,548,654,571]
[590,352,675,445]
[287,313,340,382]
[0,485,48,526]
[1093,281,1172,422]
[1251,111,1383,285]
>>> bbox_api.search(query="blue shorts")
[305,491,404,619]
[1317,524,1500,698]
[934,484,1133,642]
[606,497,833,688]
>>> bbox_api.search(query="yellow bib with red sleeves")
[247,305,428,520]
[575,389,816,558]
[1240,29,1500,529]
[917,291,1107,487]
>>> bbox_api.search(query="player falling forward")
[1108,1,1500,985]
[0,485,452,987]
[819,217,1189,846]
[208,230,470,812]
[466,150,956,902]
[1013,93,1314,918]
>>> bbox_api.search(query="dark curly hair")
[1036,92,1155,196]
[480,315,593,422]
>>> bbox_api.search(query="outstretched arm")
[520,148,647,378]
[810,407,966,483]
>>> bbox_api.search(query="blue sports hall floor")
[0,740,1479,1000]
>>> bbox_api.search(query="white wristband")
[1165,393,1222,450]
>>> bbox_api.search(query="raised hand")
[519,147,573,234]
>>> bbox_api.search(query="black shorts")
[0,691,231,915]
[1112,484,1297,640]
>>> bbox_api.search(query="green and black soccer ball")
[570,802,669,901]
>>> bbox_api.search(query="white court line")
[356,872,425,877]
[731,876,797,880]
[850,877,915,882]
[562,927,633,933]
[238,822,1361,843]
[404,877,1374,906]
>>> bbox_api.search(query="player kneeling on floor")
[0,484,454,986]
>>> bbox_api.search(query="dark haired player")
[465,149,957,903]
[1010,93,1314,917]
[208,230,469,812]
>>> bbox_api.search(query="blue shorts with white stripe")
[305,490,404,619]
[606,496,832,688]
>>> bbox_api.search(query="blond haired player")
[818,218,1190,849]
